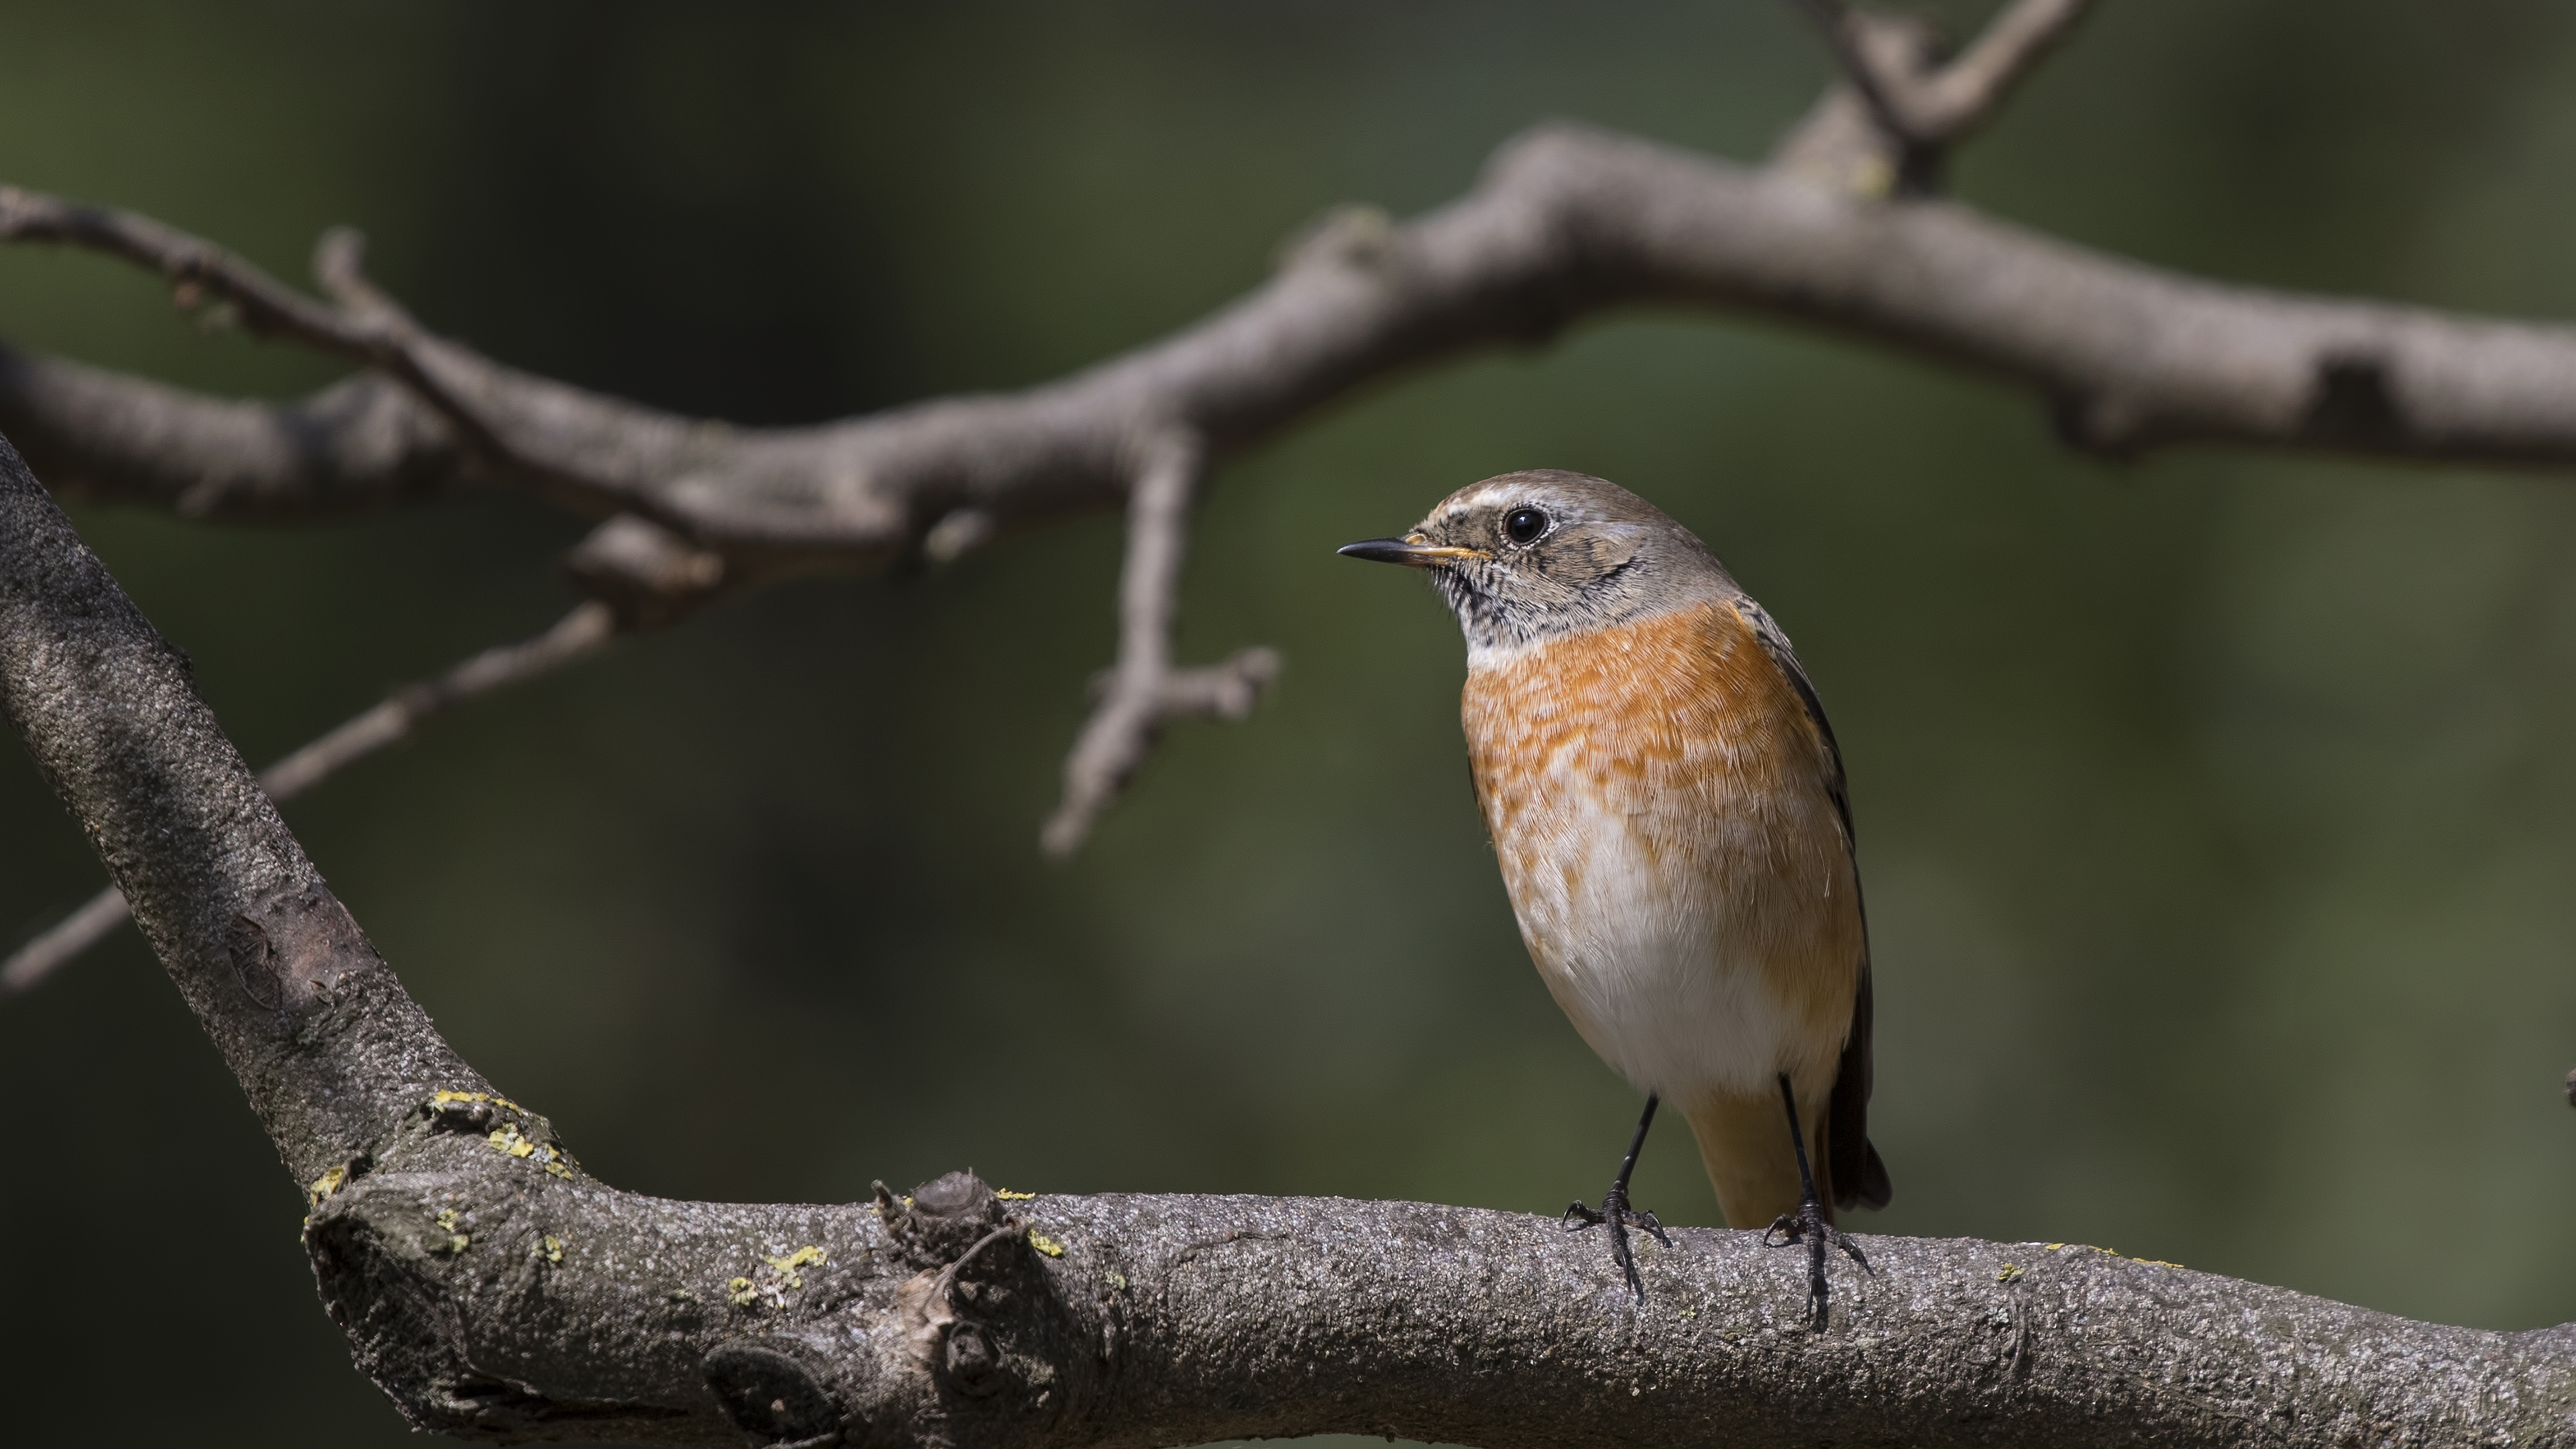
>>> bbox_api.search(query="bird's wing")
[1733,598,1892,1213]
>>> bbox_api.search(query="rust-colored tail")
[1682,1081,1889,1229]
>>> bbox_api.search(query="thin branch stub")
[1041,429,1279,858]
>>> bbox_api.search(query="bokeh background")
[5,1,2576,1443]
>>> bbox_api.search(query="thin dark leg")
[1564,1095,1674,1302]
[1761,1072,1870,1332]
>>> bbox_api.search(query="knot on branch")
[705,1338,851,1448]
[877,1171,1012,1272]
[224,881,385,1024]
[878,1171,1068,1411]
[1277,203,1399,274]
[2300,352,2406,448]
[564,515,727,631]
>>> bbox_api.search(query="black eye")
[1504,508,1548,545]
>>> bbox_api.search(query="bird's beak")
[1336,534,1487,568]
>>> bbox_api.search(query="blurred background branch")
[9,1,2576,991]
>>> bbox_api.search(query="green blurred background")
[5,0,2576,1442]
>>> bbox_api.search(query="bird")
[1338,469,1890,1326]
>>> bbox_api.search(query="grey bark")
[4,425,2575,1446]
[15,123,2576,561]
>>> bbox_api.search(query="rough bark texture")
[6,426,2576,1447]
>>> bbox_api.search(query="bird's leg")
[1761,1071,1870,1332]
[1563,1094,1674,1301]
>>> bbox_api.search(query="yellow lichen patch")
[2133,1258,2184,1269]
[541,1234,564,1265]
[1027,1231,1066,1258]
[483,1121,580,1180]
[2043,1242,2066,1250]
[728,1277,758,1307]
[307,1165,347,1210]
[1106,1271,1128,1291]
[766,1246,826,1289]
[1996,1264,2023,1283]
[994,1189,1037,1201]
[431,1213,470,1256]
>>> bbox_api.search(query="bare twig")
[0,599,614,996]
[1923,0,2097,138]
[1041,429,1279,857]
[0,186,379,360]
[260,598,614,798]
[1796,0,2095,148]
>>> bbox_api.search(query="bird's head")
[1338,469,1733,658]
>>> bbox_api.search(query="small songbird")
[1340,470,1890,1326]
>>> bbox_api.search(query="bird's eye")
[1504,508,1548,545]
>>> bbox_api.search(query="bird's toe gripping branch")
[1764,1197,1872,1333]
[1564,1187,1672,1303]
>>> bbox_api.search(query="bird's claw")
[1566,1187,1668,1300]
[1764,1197,1870,1332]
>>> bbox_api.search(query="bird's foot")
[1763,1193,1870,1332]
[1564,1185,1672,1301]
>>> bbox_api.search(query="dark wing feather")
[1735,598,1892,1214]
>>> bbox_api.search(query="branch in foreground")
[0,599,614,997]
[8,403,2576,1447]
[1041,429,1279,857]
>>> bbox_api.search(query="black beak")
[1336,537,1486,568]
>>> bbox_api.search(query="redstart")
[1340,470,1890,1324]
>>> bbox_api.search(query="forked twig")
[1796,0,2094,147]
[1040,429,1279,857]
[1778,0,2095,193]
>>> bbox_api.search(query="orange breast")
[1458,600,1860,1100]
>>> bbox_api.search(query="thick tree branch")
[5,419,2574,1442]
[1041,429,1279,857]
[0,429,490,1179]
[0,598,615,996]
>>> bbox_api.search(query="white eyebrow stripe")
[1443,484,1515,518]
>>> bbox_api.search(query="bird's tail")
[1681,1090,1823,1230]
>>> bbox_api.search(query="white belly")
[1495,777,1827,1101]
